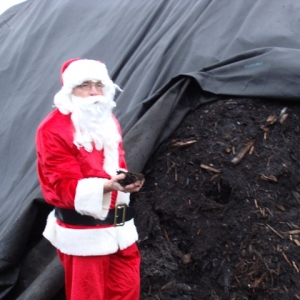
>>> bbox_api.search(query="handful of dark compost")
[116,170,145,187]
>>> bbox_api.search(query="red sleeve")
[36,129,83,208]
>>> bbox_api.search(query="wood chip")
[282,252,292,266]
[292,261,299,273]
[267,224,284,239]
[163,229,170,242]
[200,164,221,173]
[259,174,278,182]
[280,107,287,117]
[172,140,197,147]
[267,155,274,167]
[161,282,173,290]
[267,114,277,124]
[279,107,288,124]
[182,253,192,264]
[225,147,231,153]
[280,113,288,124]
[276,205,285,212]
[282,230,300,236]
[231,139,256,165]
[210,174,220,181]
[249,146,254,155]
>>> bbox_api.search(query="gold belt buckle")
[114,204,126,227]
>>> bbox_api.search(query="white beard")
[70,94,122,175]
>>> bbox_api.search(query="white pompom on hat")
[54,58,121,114]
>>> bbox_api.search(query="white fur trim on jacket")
[74,177,110,220]
[116,189,130,205]
[43,191,138,256]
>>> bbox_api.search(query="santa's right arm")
[36,129,111,220]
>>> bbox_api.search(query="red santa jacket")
[36,109,138,256]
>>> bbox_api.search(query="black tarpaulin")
[0,0,300,299]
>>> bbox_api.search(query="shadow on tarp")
[0,199,63,300]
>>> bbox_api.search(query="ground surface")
[133,97,300,300]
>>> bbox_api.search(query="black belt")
[55,204,135,227]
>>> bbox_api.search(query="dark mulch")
[133,97,300,300]
[117,170,145,187]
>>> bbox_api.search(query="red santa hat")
[54,58,121,114]
[60,58,81,85]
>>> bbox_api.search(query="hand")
[122,178,145,193]
[103,174,145,193]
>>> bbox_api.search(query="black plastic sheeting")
[0,0,300,299]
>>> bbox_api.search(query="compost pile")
[133,97,300,300]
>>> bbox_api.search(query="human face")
[72,81,104,98]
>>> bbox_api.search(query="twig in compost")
[231,139,256,165]
[267,224,284,239]
[172,139,197,147]
[200,164,221,173]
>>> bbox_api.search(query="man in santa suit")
[36,58,144,300]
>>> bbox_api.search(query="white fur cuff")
[74,177,111,220]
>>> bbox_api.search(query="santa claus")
[36,58,144,300]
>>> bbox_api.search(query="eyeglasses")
[76,81,104,91]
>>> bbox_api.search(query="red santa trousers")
[57,243,140,300]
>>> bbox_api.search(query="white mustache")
[72,95,116,107]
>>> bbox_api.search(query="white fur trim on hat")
[63,59,111,91]
[74,177,111,220]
